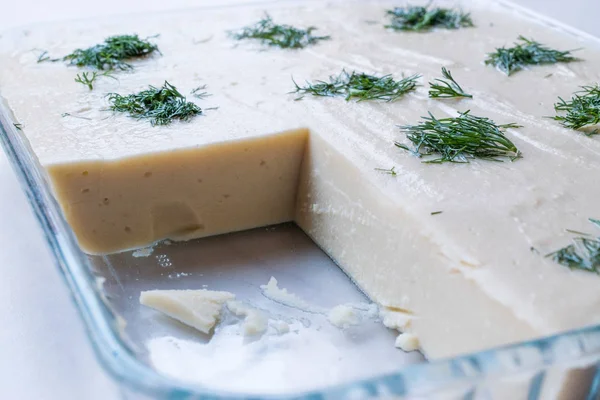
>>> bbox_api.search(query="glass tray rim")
[2,0,600,397]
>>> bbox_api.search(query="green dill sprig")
[485,36,579,76]
[429,67,472,99]
[385,5,473,32]
[37,51,49,63]
[191,85,211,99]
[36,50,59,63]
[395,110,522,163]
[553,85,600,134]
[546,219,600,274]
[74,71,116,90]
[38,35,159,90]
[293,70,419,102]
[431,211,443,215]
[61,113,92,120]
[74,72,97,90]
[40,34,159,71]
[13,123,22,131]
[375,166,398,176]
[231,14,330,49]
[108,81,202,126]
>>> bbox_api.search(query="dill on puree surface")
[485,36,579,75]
[395,110,522,163]
[385,5,473,31]
[108,81,202,126]
[293,70,419,102]
[553,85,600,135]
[39,34,159,70]
[38,34,159,90]
[63,34,159,70]
[428,67,472,99]
[231,14,330,49]
[546,219,600,274]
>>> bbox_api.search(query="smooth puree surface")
[1,0,600,372]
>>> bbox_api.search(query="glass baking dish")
[2,0,600,398]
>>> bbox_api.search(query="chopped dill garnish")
[107,81,202,126]
[13,123,22,131]
[485,36,579,76]
[61,113,92,120]
[546,218,600,274]
[37,36,156,91]
[385,5,473,32]
[74,71,115,90]
[231,14,330,49]
[395,110,522,163]
[428,67,472,99]
[375,166,398,176]
[553,85,600,134]
[75,72,97,90]
[37,51,49,63]
[191,85,211,99]
[565,228,592,236]
[431,211,443,215]
[293,70,419,102]
[36,50,58,63]
[60,34,159,71]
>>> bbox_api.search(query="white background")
[0,1,597,399]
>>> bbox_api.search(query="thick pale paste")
[140,289,235,334]
[1,0,600,371]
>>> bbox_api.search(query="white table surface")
[0,1,596,399]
